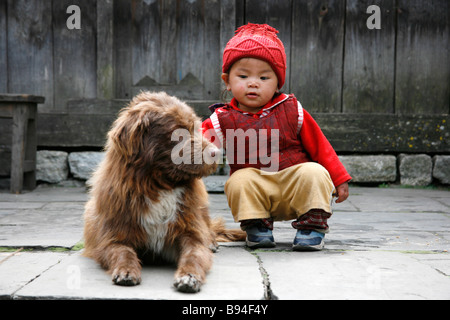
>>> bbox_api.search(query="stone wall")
[37,151,105,184]
[36,150,450,187]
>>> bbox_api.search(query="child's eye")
[260,76,269,80]
[238,75,247,79]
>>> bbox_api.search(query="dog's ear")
[108,110,147,161]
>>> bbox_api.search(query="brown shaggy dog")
[83,91,245,293]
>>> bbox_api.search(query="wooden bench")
[0,94,45,194]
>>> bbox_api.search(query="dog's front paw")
[173,273,201,293]
[112,267,141,286]
[209,242,219,253]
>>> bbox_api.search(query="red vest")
[212,94,311,174]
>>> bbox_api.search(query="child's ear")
[221,73,231,91]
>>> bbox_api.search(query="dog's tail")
[211,217,246,242]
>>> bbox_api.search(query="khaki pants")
[224,162,336,222]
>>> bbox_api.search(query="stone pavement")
[0,177,449,300]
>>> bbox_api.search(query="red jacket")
[202,93,351,187]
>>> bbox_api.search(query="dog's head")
[107,91,219,183]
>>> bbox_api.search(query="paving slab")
[0,186,87,202]
[0,186,86,248]
[249,186,450,300]
[0,251,68,299]
[10,247,263,300]
[346,187,450,213]
[258,250,450,300]
[0,207,84,248]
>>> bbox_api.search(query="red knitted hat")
[222,23,287,89]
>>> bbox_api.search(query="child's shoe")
[292,230,325,251]
[245,225,276,249]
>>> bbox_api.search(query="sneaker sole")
[246,237,276,249]
[292,240,324,251]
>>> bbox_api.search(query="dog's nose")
[210,145,221,158]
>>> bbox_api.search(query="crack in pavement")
[246,249,278,300]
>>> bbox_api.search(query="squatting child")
[202,23,352,250]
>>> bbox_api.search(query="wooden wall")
[0,0,448,154]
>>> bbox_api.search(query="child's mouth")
[246,93,259,99]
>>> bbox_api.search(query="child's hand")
[335,182,349,203]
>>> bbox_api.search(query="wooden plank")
[66,99,127,115]
[96,0,114,99]
[220,0,239,95]
[0,117,12,176]
[187,100,219,119]
[235,0,245,27]
[0,96,44,118]
[0,148,10,176]
[290,0,345,112]
[113,0,132,99]
[160,0,177,85]
[0,94,45,103]
[23,105,36,190]
[0,118,11,145]
[175,0,206,97]
[36,113,113,147]
[203,0,222,100]
[343,0,396,113]
[7,0,54,112]
[132,74,206,99]
[52,0,97,113]
[395,0,449,115]
[34,109,450,153]
[244,0,292,91]
[313,113,450,153]
[0,105,13,118]
[220,0,238,57]
[130,0,161,88]
[23,160,35,173]
[0,0,7,92]
[10,104,29,193]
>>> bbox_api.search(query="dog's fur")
[83,91,245,292]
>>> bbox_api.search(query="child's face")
[222,58,278,113]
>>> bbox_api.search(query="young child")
[202,23,351,251]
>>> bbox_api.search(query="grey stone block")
[433,155,450,185]
[398,154,432,186]
[339,155,397,183]
[203,175,228,193]
[68,152,105,180]
[36,150,69,183]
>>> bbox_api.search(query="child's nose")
[248,79,259,88]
